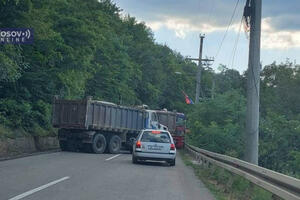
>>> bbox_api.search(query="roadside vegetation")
[180,150,278,200]
[186,63,300,178]
[0,0,299,177]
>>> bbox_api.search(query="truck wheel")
[59,141,68,151]
[108,135,121,154]
[92,134,107,154]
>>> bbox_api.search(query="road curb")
[0,149,61,162]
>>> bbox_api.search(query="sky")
[112,0,300,73]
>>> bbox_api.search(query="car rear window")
[141,131,171,143]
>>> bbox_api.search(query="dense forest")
[0,0,196,136]
[0,0,299,177]
[187,63,300,177]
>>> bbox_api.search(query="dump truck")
[156,110,186,149]
[52,96,164,154]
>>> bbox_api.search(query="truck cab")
[145,110,168,131]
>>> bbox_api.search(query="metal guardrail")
[185,144,300,200]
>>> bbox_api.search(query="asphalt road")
[0,151,215,200]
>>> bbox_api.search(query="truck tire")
[59,141,68,151]
[108,135,121,154]
[92,134,107,154]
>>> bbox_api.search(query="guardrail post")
[203,159,208,168]
[198,157,203,165]
[207,161,212,168]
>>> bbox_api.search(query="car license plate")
[147,144,163,151]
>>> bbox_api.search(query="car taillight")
[136,141,141,148]
[170,143,175,150]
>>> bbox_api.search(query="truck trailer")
[52,96,163,154]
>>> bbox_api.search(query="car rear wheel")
[108,135,121,154]
[169,158,176,166]
[92,134,107,154]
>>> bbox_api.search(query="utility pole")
[195,35,204,104]
[244,0,262,165]
[188,34,214,103]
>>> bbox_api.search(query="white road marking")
[105,154,121,161]
[8,176,70,200]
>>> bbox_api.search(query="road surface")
[0,151,215,200]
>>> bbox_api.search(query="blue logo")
[0,28,34,44]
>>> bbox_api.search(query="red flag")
[182,91,194,104]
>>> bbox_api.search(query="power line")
[229,17,243,69]
[214,0,241,61]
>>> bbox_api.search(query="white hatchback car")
[132,129,176,166]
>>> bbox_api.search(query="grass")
[180,150,279,200]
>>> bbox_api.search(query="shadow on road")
[135,160,171,167]
[60,149,131,155]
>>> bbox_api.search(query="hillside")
[0,0,196,137]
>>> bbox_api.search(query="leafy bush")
[0,99,53,137]
[260,111,300,177]
[187,90,246,158]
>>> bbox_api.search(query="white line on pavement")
[105,154,121,161]
[8,176,70,200]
